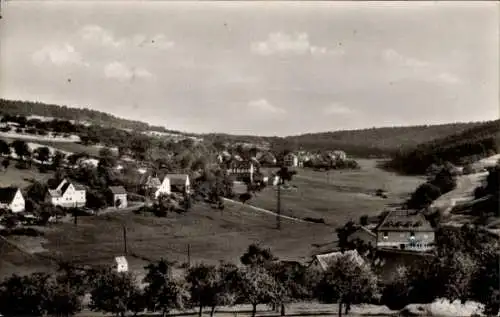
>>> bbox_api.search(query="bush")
[304,217,326,224]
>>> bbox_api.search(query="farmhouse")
[347,226,377,246]
[309,250,365,271]
[109,186,128,208]
[283,153,299,167]
[375,209,435,252]
[0,187,25,213]
[47,179,86,208]
[166,174,190,194]
[226,160,256,183]
[144,175,170,199]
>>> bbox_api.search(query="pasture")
[255,159,425,227]
[3,159,423,279]
[0,164,54,188]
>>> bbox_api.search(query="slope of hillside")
[1,98,492,159]
[0,98,190,135]
[385,120,500,174]
[283,122,487,157]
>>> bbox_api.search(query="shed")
[114,256,129,272]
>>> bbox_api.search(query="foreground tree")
[44,275,83,317]
[143,259,189,317]
[0,272,52,316]
[268,261,310,315]
[238,266,282,317]
[89,269,139,317]
[315,253,379,317]
[186,263,238,317]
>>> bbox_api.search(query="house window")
[410,231,415,240]
[383,232,388,240]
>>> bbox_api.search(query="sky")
[1,1,499,136]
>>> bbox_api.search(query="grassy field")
[36,201,334,273]
[255,159,425,227]
[0,164,54,188]
[2,159,424,279]
[0,136,103,157]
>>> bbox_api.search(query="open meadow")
[255,159,425,227]
[3,159,425,279]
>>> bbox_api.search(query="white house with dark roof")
[47,179,86,208]
[109,186,128,208]
[0,187,25,213]
[375,209,435,252]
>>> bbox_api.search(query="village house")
[166,174,191,194]
[375,209,435,252]
[108,186,128,208]
[47,179,86,208]
[309,250,365,272]
[226,159,256,183]
[113,256,129,273]
[143,175,170,198]
[347,226,377,247]
[283,153,299,168]
[0,187,25,213]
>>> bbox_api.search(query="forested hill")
[281,122,486,157]
[0,99,189,135]
[1,99,494,161]
[385,119,500,175]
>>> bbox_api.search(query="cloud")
[104,62,153,82]
[436,72,460,84]
[247,99,286,114]
[324,103,354,115]
[383,49,428,68]
[383,48,460,85]
[32,44,88,67]
[80,25,174,50]
[251,32,344,56]
[80,25,124,47]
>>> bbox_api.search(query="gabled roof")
[350,225,377,238]
[109,186,127,195]
[312,250,365,271]
[48,179,85,197]
[144,175,162,187]
[377,209,433,232]
[0,187,19,204]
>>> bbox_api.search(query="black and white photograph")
[0,1,498,316]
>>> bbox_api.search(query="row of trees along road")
[0,244,379,317]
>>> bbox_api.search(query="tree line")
[0,244,379,317]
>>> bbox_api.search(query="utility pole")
[276,178,281,230]
[187,244,191,267]
[123,225,128,255]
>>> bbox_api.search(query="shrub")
[303,217,326,224]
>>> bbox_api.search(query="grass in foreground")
[37,202,334,273]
